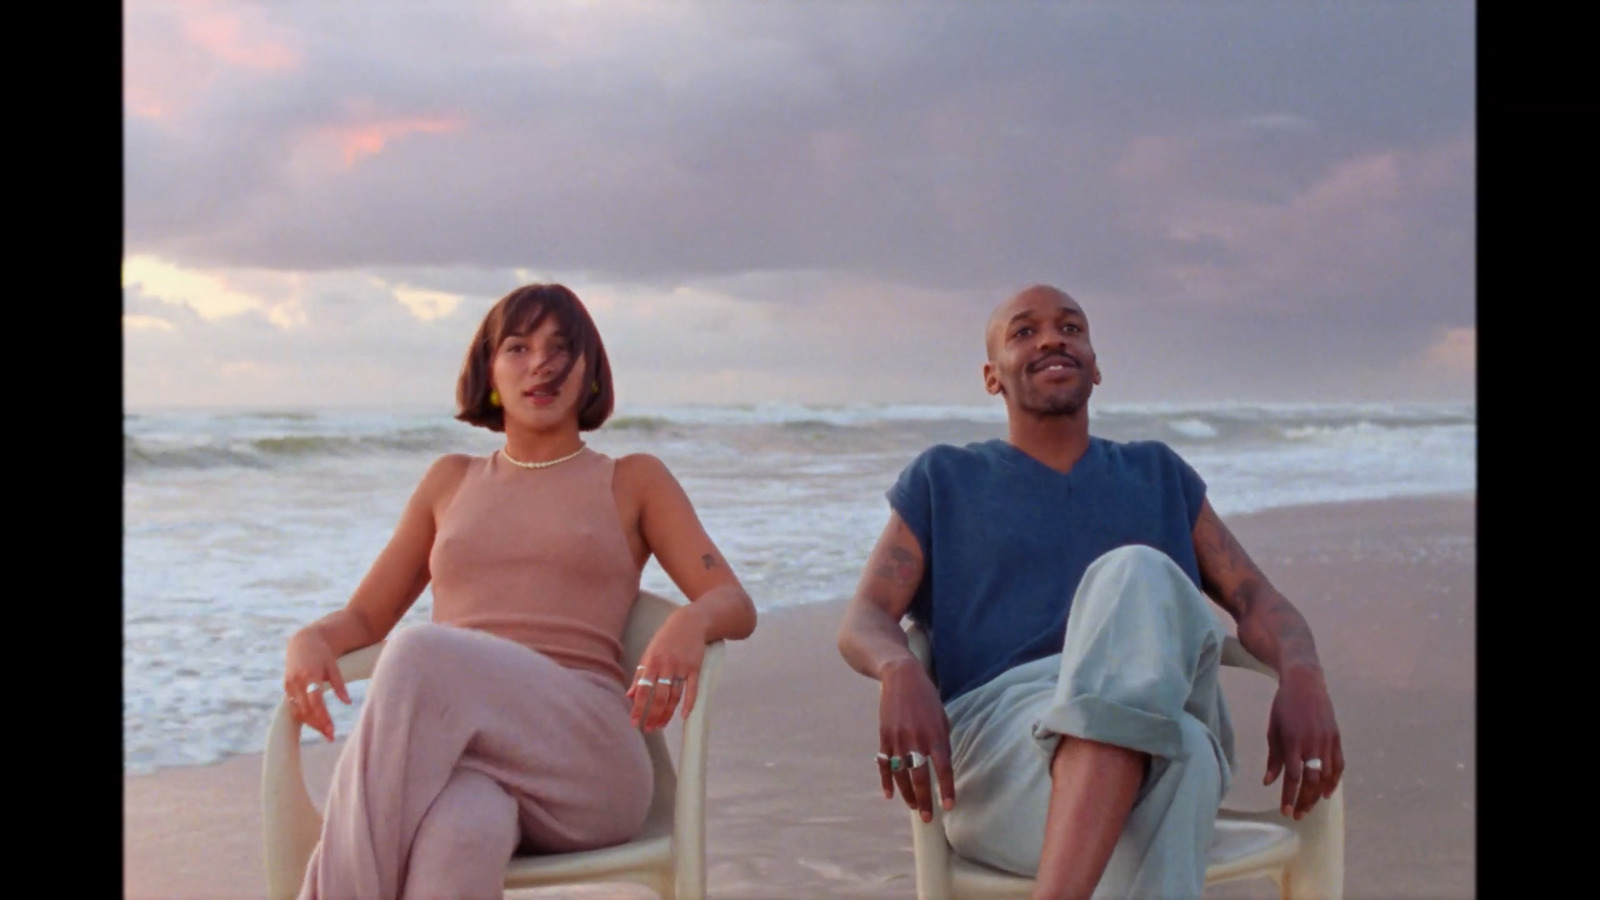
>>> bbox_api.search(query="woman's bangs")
[496,294,572,348]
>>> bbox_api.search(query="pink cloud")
[1300,152,1403,213]
[124,1,301,123]
[1423,326,1475,373]
[1113,134,1191,187]
[320,117,466,167]
[126,85,166,120]
[182,7,300,71]
[1113,129,1473,314]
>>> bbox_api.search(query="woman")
[283,283,758,899]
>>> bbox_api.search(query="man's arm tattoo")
[1250,593,1320,669]
[1196,511,1258,618]
[1198,509,1320,670]
[873,546,917,586]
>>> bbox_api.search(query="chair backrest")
[620,591,682,818]
[623,591,680,670]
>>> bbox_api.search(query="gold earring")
[591,381,599,395]
[489,389,501,407]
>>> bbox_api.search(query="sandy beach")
[124,494,1475,899]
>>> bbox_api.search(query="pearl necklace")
[500,443,586,469]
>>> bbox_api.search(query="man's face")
[982,287,1101,417]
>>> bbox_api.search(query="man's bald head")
[985,285,1085,359]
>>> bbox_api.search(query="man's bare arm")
[1193,497,1344,816]
[838,510,957,817]
[837,512,926,680]
[1192,499,1321,677]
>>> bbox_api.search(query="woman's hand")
[626,605,710,732]
[284,627,352,742]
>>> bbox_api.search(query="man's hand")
[1265,667,1344,820]
[876,657,956,822]
[1193,498,1345,820]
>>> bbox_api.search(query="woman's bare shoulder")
[614,451,670,474]
[612,452,676,495]
[427,452,478,477]
[416,453,478,502]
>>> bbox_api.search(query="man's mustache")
[1027,352,1082,373]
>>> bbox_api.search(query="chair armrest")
[261,642,385,900]
[898,622,957,887]
[1221,635,1277,681]
[671,639,725,899]
[903,619,932,672]
[333,642,386,684]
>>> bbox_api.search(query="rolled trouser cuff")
[1031,693,1188,764]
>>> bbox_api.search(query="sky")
[123,0,1475,411]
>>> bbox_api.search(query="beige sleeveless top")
[429,448,640,687]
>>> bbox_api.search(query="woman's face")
[491,312,588,431]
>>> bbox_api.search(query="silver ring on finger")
[1304,757,1324,772]
[875,752,890,764]
[908,751,928,769]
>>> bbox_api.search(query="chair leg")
[1280,789,1345,900]
[670,850,702,900]
[909,809,954,900]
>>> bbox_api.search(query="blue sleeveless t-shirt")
[887,437,1207,704]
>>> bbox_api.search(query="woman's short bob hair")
[455,283,615,432]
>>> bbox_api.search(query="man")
[836,285,1343,900]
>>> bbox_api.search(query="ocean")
[123,401,1475,774]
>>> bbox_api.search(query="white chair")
[262,591,725,900]
[902,623,1344,900]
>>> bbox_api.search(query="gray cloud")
[124,1,1474,407]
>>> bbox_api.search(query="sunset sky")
[123,1,1475,411]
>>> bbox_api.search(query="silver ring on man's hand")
[908,751,928,769]
[305,683,320,694]
[875,752,890,764]
[637,678,656,687]
[1303,758,1324,772]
